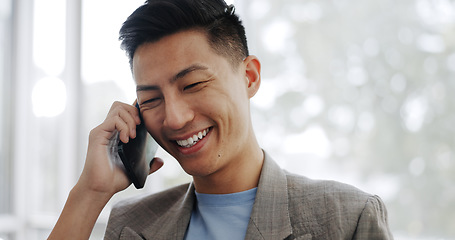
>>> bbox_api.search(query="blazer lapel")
[245,152,293,240]
[140,183,195,240]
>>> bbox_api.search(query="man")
[49,0,393,239]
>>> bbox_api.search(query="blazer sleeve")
[352,195,394,240]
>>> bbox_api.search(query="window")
[1,0,189,239]
[0,0,12,220]
[0,0,13,238]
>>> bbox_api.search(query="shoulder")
[105,183,191,238]
[110,182,191,217]
[260,152,392,238]
[286,172,371,203]
[285,171,372,214]
[284,172,385,238]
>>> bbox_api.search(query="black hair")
[119,0,249,69]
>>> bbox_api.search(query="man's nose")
[163,97,194,130]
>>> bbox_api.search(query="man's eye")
[141,98,162,108]
[144,98,159,103]
[183,82,201,91]
[183,80,209,91]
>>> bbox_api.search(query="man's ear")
[243,55,261,98]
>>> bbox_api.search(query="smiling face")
[133,30,262,181]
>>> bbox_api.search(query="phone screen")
[117,104,158,189]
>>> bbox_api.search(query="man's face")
[133,30,259,178]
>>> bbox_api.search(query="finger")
[128,101,141,125]
[111,116,130,143]
[107,102,140,139]
[117,108,139,139]
[149,157,164,174]
[108,101,140,126]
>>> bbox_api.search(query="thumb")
[149,157,164,174]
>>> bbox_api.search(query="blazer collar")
[139,151,293,240]
[245,151,293,239]
[141,183,195,240]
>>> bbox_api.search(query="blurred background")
[1,0,454,239]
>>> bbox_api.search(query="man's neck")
[192,147,264,194]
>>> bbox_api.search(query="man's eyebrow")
[136,64,209,92]
[171,64,208,83]
[136,85,159,92]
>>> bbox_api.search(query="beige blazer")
[105,152,393,239]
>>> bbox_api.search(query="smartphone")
[117,104,158,189]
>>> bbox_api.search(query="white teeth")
[176,128,210,148]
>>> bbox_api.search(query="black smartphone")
[117,104,158,189]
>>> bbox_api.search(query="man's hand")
[48,101,163,240]
[80,101,142,195]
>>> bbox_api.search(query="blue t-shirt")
[184,188,257,240]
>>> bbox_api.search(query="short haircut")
[119,0,249,69]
